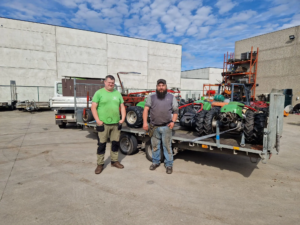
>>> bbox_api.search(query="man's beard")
[156,89,167,100]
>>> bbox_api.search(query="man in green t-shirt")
[91,75,126,174]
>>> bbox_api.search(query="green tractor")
[198,83,267,144]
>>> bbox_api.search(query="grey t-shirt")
[145,93,179,126]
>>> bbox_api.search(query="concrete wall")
[180,68,222,99]
[235,26,300,104]
[0,18,181,101]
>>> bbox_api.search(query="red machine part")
[250,101,269,108]
[206,90,216,95]
[178,103,203,113]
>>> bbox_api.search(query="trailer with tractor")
[77,91,284,164]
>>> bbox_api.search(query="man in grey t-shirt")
[143,79,178,174]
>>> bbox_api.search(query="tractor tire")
[244,110,255,143]
[125,106,143,128]
[253,113,267,144]
[119,133,138,155]
[204,108,220,134]
[82,109,94,123]
[195,110,208,135]
[145,141,165,163]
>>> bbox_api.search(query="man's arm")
[168,96,179,129]
[119,103,126,124]
[91,102,103,126]
[143,106,150,131]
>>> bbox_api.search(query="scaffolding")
[222,46,259,99]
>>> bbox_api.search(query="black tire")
[119,133,138,155]
[145,141,164,163]
[195,110,208,135]
[82,108,94,122]
[125,106,143,128]
[204,108,220,134]
[253,113,267,144]
[58,122,67,129]
[244,110,255,143]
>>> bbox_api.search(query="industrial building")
[0,17,182,103]
[180,67,222,99]
[235,25,300,104]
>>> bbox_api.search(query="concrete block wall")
[0,18,57,88]
[235,26,300,104]
[0,18,182,101]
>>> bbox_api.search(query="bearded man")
[142,79,178,174]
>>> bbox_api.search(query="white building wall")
[180,68,222,99]
[0,18,182,101]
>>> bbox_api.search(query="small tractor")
[178,83,267,145]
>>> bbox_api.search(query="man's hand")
[143,123,149,131]
[119,119,125,124]
[96,120,103,126]
[168,121,175,129]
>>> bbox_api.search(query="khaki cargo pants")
[97,124,120,165]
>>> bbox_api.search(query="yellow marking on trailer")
[233,146,240,150]
[202,145,208,148]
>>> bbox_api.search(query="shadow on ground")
[174,150,259,178]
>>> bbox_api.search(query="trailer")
[0,80,17,110]
[76,92,284,164]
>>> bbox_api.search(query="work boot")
[111,161,124,169]
[149,164,160,171]
[166,166,173,174]
[95,165,104,174]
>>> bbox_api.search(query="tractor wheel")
[253,113,267,144]
[204,108,220,134]
[82,109,94,123]
[195,110,208,135]
[125,106,143,128]
[244,110,255,143]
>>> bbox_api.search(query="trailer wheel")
[82,109,94,123]
[244,110,255,143]
[125,106,143,128]
[204,108,220,134]
[119,133,138,155]
[58,122,67,129]
[195,110,208,135]
[145,141,164,163]
[253,113,267,144]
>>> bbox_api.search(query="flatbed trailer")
[16,101,50,111]
[76,91,285,164]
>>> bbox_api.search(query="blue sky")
[0,0,299,70]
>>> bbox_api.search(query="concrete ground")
[0,110,299,225]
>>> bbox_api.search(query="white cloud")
[280,14,300,29]
[182,52,195,59]
[186,26,198,36]
[178,0,202,15]
[197,26,210,39]
[215,0,237,14]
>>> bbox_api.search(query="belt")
[152,122,171,127]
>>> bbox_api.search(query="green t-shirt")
[92,88,124,124]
